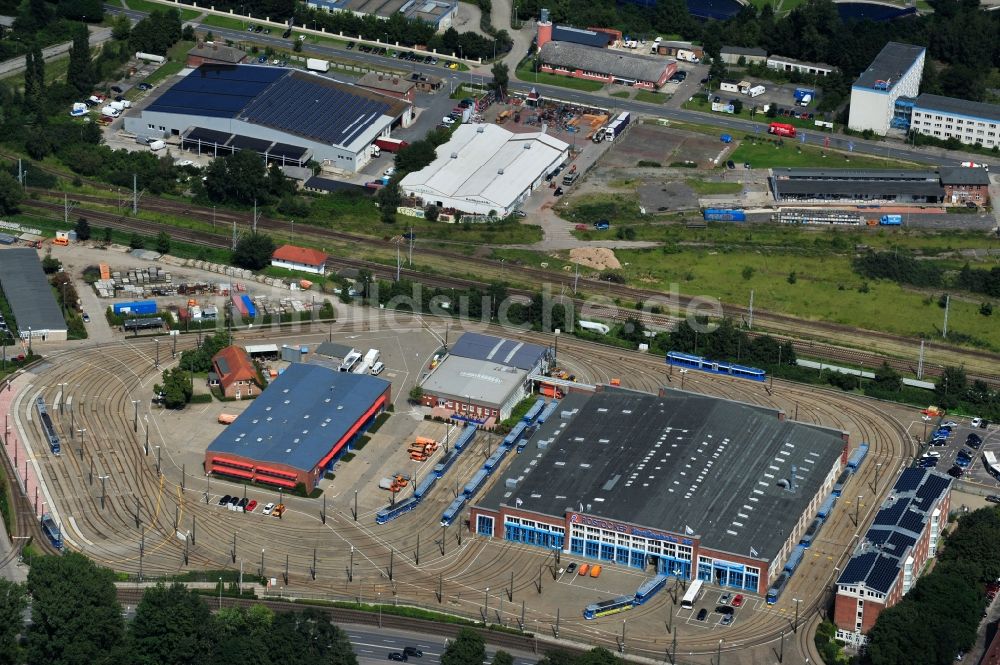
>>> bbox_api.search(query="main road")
[105,3,993,171]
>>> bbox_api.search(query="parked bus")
[984,451,1000,479]
[680,579,704,610]
[583,595,635,620]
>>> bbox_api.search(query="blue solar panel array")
[147,65,287,118]
[240,72,390,147]
[872,499,907,527]
[892,467,923,493]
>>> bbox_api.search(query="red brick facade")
[944,182,989,207]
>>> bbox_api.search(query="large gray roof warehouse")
[0,248,68,341]
[538,41,673,86]
[477,389,845,564]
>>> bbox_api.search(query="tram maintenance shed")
[470,387,848,596]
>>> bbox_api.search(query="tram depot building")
[470,387,847,595]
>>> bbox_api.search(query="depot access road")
[105,3,993,172]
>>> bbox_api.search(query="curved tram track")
[7,312,919,660]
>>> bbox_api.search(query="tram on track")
[666,351,766,382]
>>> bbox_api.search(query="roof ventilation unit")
[498,168,504,175]
[450,152,458,159]
[477,126,485,133]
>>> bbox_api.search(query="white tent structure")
[399,124,569,218]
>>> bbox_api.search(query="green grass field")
[729,139,919,170]
[200,14,249,30]
[125,0,200,19]
[634,90,668,104]
[514,65,603,92]
[610,91,630,99]
[685,179,743,195]
[493,241,1000,349]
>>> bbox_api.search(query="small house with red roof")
[210,346,263,399]
[271,244,329,275]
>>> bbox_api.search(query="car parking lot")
[678,590,750,630]
[917,417,999,486]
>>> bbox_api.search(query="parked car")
[971,417,983,428]
[262,502,275,515]
[986,495,1000,504]
[732,594,744,607]
[346,41,355,49]
[238,497,249,509]
[721,614,734,626]
[441,116,455,125]
[715,605,734,615]
[218,495,232,506]
[553,187,564,196]
[966,433,983,448]
[566,562,577,574]
[942,420,959,428]
[947,465,964,478]
[718,593,732,605]
[923,451,941,458]
[696,609,708,621]
[726,160,736,169]
[82,312,90,323]
[137,82,153,91]
[245,500,258,512]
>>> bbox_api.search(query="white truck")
[306,58,330,72]
[148,140,166,151]
[100,106,120,118]
[798,93,812,107]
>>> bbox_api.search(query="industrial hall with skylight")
[470,387,848,595]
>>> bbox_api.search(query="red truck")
[768,122,796,138]
[375,137,410,153]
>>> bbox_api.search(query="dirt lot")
[601,123,724,169]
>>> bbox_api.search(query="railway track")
[22,197,1000,388]
[6,314,915,661]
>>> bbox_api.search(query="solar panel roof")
[448,332,548,371]
[872,499,908,527]
[229,134,272,152]
[186,127,233,144]
[0,248,67,333]
[239,71,394,148]
[147,65,286,118]
[271,143,308,159]
[892,467,923,493]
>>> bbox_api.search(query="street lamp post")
[218,577,223,609]
[132,399,139,432]
[792,598,801,633]
[680,368,688,390]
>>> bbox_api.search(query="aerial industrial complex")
[124,64,412,171]
[470,387,848,596]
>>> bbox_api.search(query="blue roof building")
[124,65,413,172]
[833,467,951,646]
[205,363,390,491]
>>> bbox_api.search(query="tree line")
[864,505,1000,665]
[0,0,103,61]
[855,251,999,302]
[0,552,361,665]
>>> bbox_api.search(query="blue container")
[113,300,157,315]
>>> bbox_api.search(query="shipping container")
[306,58,330,72]
[113,300,157,315]
[703,208,747,222]
[879,214,902,226]
[375,137,410,152]
[240,294,256,318]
